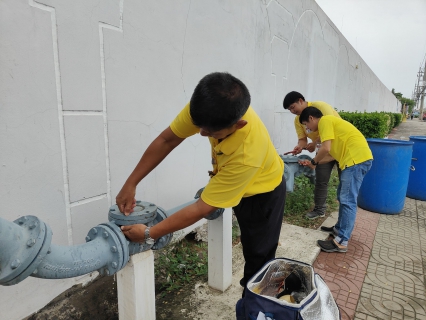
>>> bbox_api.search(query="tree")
[392,88,415,113]
[400,97,415,114]
[391,88,403,100]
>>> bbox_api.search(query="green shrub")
[381,112,394,133]
[339,111,401,138]
[393,113,402,127]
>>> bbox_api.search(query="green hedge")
[338,111,402,138]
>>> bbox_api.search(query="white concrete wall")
[0,0,399,319]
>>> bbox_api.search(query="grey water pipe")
[0,189,223,286]
[281,154,315,192]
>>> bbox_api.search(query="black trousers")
[233,178,286,286]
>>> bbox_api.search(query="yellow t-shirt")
[318,115,373,170]
[294,101,340,142]
[170,103,284,208]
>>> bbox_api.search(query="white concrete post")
[208,208,233,291]
[117,251,155,320]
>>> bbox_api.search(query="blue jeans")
[334,160,373,246]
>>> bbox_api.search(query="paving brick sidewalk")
[314,119,426,320]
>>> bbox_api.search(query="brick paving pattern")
[314,208,379,319]
[356,198,426,320]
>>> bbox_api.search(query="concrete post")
[419,94,425,121]
[117,251,155,320]
[207,208,233,292]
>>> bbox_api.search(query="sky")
[315,0,426,100]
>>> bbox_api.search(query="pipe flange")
[194,187,204,199]
[280,154,300,163]
[123,205,174,253]
[86,224,126,276]
[108,201,157,226]
[297,154,315,177]
[194,188,224,220]
[1,216,52,286]
[205,208,224,220]
[151,206,172,250]
[127,239,154,255]
[99,222,130,271]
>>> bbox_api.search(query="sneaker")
[317,239,347,253]
[305,210,325,220]
[320,225,338,237]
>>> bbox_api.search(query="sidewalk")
[174,119,426,320]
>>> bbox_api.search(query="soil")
[23,275,198,320]
[24,275,119,320]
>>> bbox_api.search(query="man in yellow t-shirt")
[117,72,285,287]
[283,91,340,219]
[298,107,373,253]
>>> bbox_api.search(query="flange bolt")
[11,259,21,269]
[26,239,36,247]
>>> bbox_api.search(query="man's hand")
[289,145,304,155]
[116,183,137,216]
[298,159,316,169]
[305,142,316,152]
[121,224,147,242]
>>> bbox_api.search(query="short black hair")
[299,106,323,124]
[283,91,305,109]
[190,72,250,131]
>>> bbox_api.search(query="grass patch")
[154,240,208,297]
[284,169,339,229]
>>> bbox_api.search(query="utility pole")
[413,59,426,120]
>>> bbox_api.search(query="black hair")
[190,72,251,131]
[283,91,305,109]
[299,106,323,124]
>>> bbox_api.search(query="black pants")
[233,179,286,287]
[314,160,337,212]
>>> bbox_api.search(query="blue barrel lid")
[366,138,414,145]
[409,136,426,141]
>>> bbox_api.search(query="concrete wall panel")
[64,115,108,203]
[70,196,110,245]
[36,0,122,111]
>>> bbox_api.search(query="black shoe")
[305,210,325,219]
[239,278,246,288]
[317,239,347,253]
[320,225,338,237]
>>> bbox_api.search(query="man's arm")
[120,198,217,242]
[116,127,185,214]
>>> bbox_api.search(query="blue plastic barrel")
[407,136,426,200]
[358,138,414,214]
